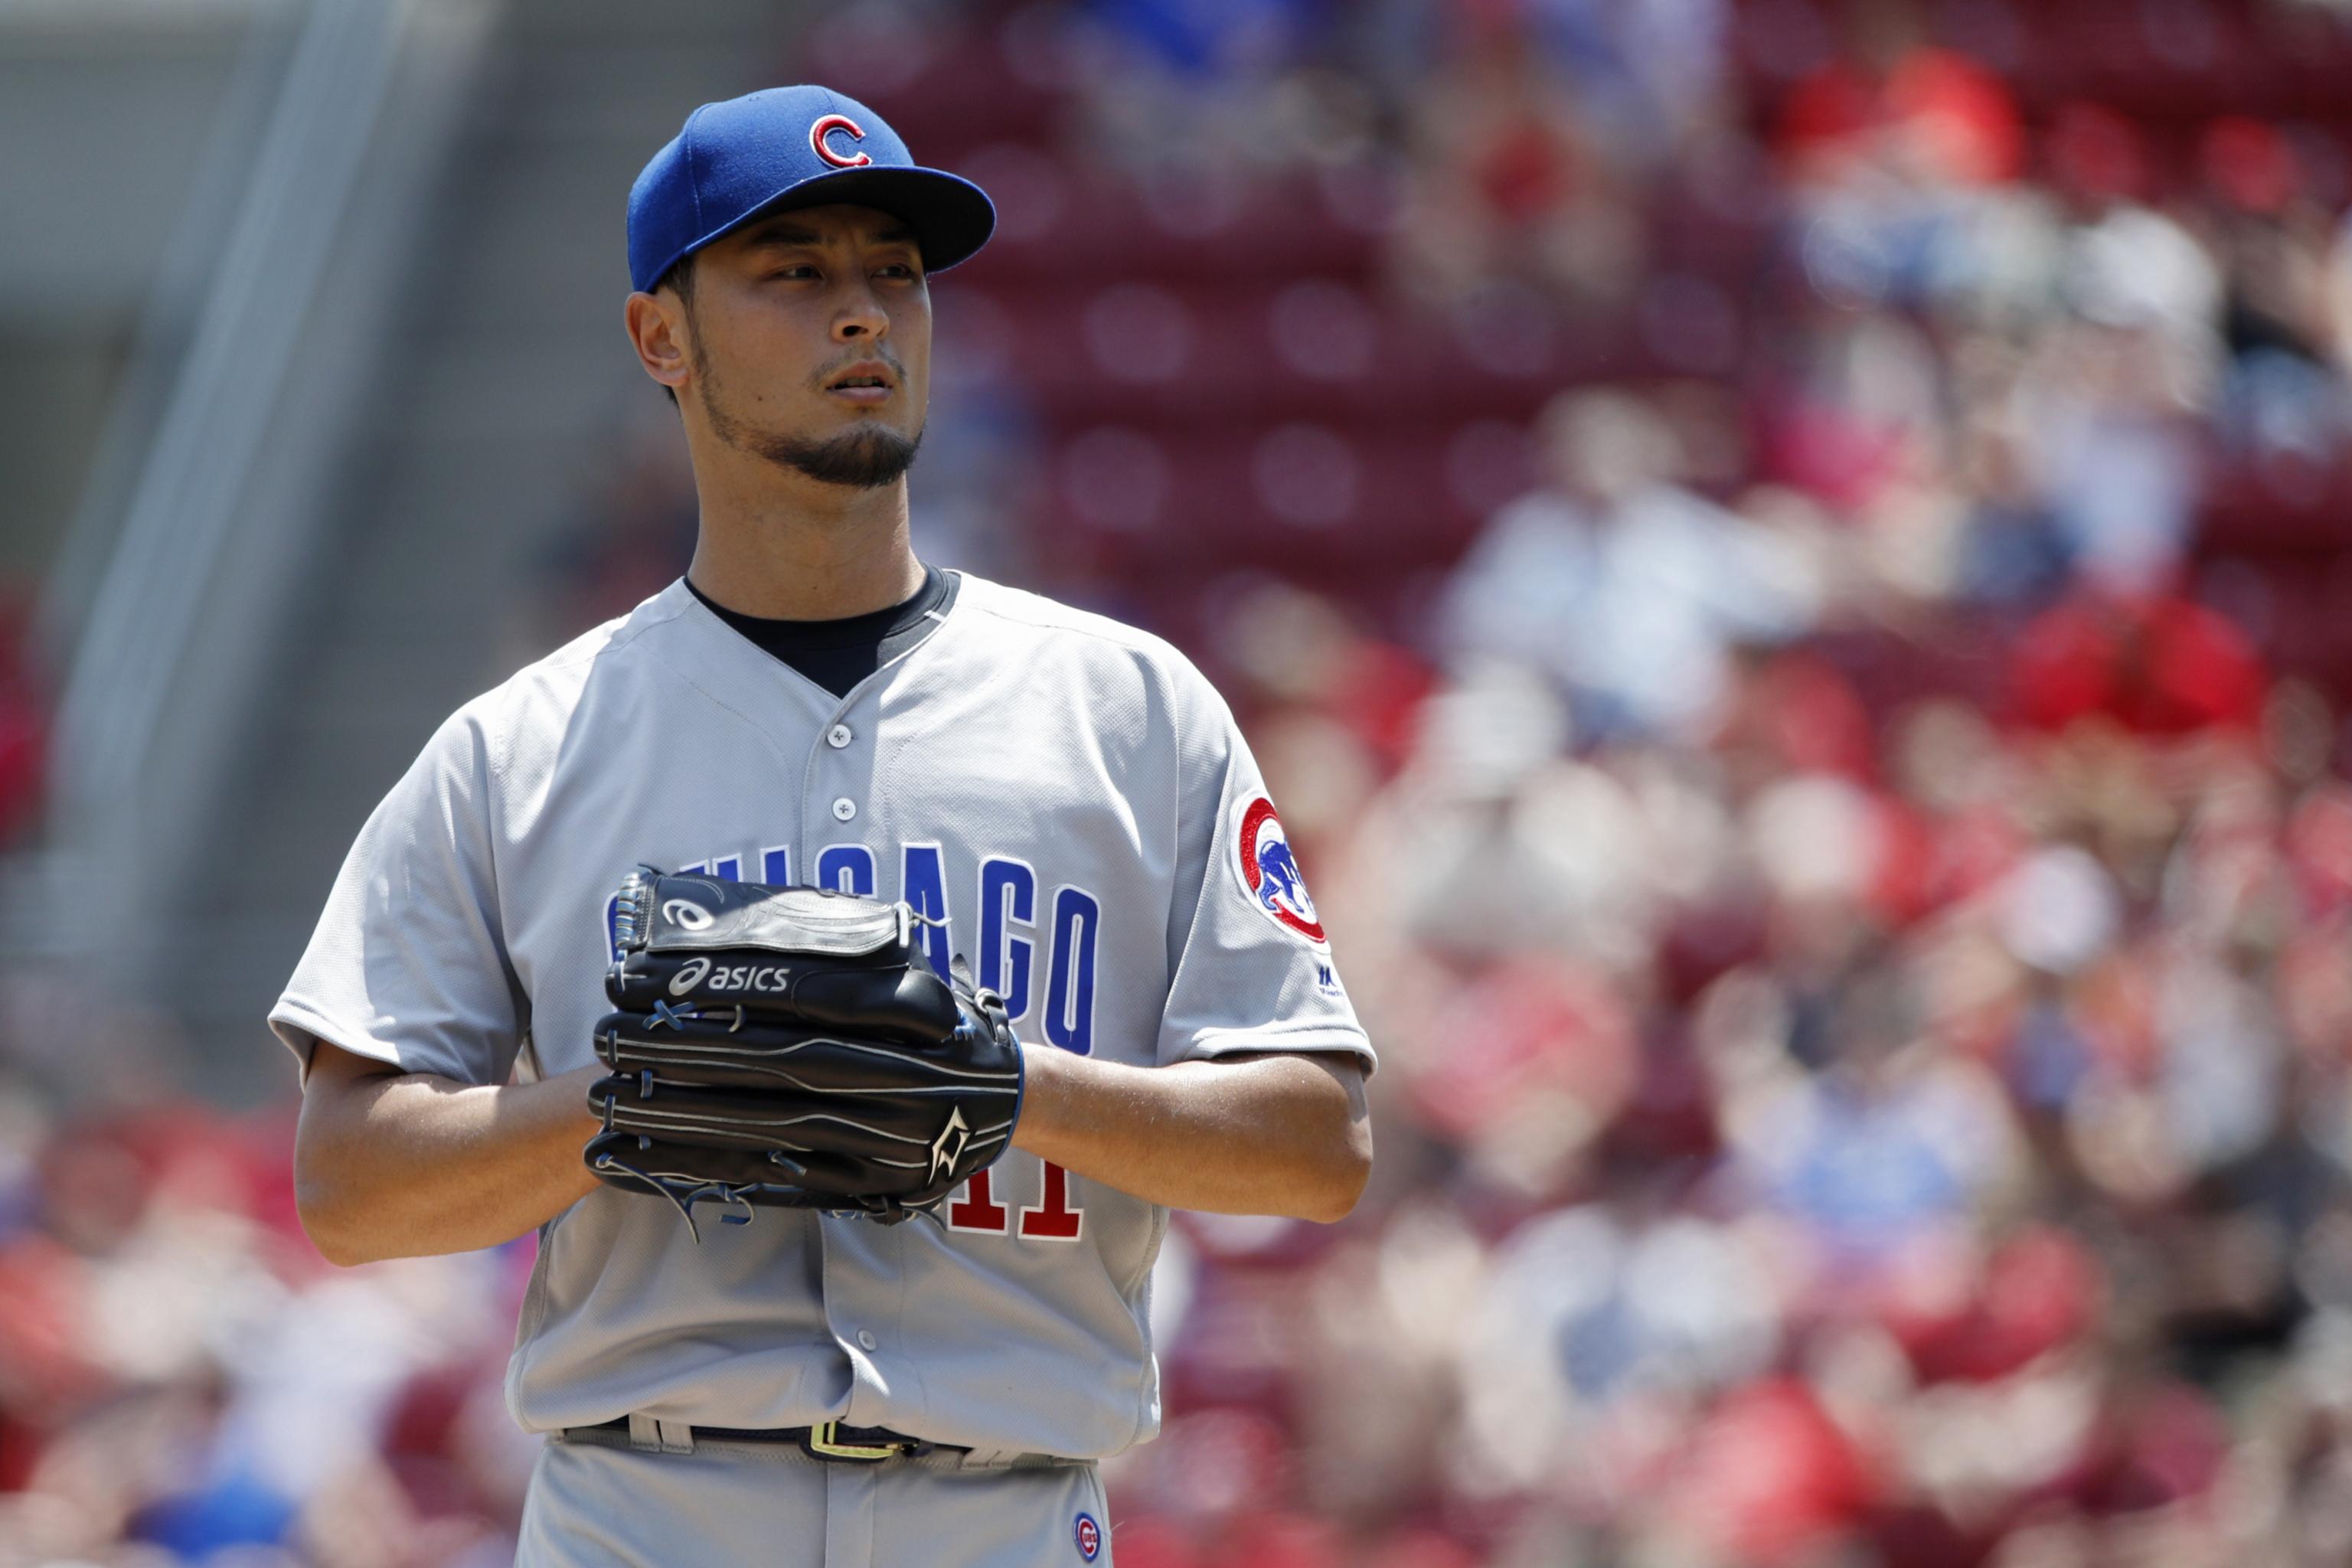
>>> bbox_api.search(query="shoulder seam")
[535,596,689,674]
[955,593,1176,659]
[462,596,694,777]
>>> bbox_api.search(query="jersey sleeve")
[1155,671,1376,1075]
[267,704,526,1086]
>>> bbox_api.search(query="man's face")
[670,202,932,488]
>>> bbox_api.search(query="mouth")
[825,361,899,406]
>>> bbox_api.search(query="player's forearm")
[1011,1048,1371,1223]
[294,1062,606,1266]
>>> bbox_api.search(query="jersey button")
[827,724,854,749]
[856,1328,878,1351]
[831,798,858,822]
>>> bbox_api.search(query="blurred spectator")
[1440,388,1824,740]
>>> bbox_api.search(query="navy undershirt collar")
[684,566,956,699]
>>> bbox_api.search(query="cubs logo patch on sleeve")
[1073,1512,1102,1561]
[1236,796,1326,945]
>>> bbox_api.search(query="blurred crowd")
[16,0,2352,1562]
[1077,0,2352,1563]
[0,1090,538,1566]
[0,595,48,859]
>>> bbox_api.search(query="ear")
[625,290,691,397]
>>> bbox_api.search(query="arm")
[292,1038,607,1267]
[1011,1047,1371,1223]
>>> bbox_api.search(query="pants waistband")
[556,1415,1086,1471]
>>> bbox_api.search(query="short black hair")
[653,253,697,408]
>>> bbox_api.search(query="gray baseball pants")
[514,1434,1114,1567]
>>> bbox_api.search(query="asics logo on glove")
[667,957,712,997]
[662,899,714,931]
[691,964,799,995]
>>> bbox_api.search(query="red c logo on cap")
[810,114,873,168]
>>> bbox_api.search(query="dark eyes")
[768,263,920,283]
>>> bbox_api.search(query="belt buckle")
[802,1421,906,1464]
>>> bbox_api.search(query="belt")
[567,1416,963,1464]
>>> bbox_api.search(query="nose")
[832,276,889,344]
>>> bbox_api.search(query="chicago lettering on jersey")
[626,844,1101,1054]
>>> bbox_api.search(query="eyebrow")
[742,220,917,250]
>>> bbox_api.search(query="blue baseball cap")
[626,85,995,294]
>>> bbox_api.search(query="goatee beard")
[774,424,923,488]
[708,403,923,489]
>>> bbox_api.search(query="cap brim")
[702,165,997,275]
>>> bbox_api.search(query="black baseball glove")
[583,867,1024,1232]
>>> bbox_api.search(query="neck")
[684,439,925,619]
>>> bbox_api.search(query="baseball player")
[270,85,1374,1567]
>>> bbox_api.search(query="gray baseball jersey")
[269,573,1374,1461]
